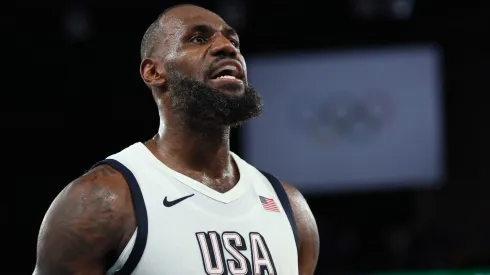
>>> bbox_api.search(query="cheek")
[188,59,209,79]
[178,51,207,77]
[241,60,248,79]
[239,56,247,71]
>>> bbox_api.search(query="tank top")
[97,142,298,275]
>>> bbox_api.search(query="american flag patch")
[259,196,280,212]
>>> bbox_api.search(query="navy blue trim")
[95,159,148,275]
[260,171,299,252]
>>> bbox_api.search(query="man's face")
[156,6,263,128]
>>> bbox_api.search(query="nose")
[209,35,238,58]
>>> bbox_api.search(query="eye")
[190,35,207,44]
[229,39,240,48]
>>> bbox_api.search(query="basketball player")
[33,4,319,275]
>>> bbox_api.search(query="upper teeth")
[218,75,236,79]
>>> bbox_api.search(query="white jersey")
[99,142,298,275]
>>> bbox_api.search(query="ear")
[140,58,167,87]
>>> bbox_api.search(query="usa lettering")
[196,231,277,275]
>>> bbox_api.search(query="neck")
[148,117,233,179]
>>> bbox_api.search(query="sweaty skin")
[34,165,136,275]
[284,184,320,275]
[33,5,319,275]
[33,167,319,275]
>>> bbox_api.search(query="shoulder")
[49,164,137,239]
[54,164,135,224]
[281,183,318,238]
[281,183,305,208]
[44,163,137,239]
[64,164,132,203]
[34,164,136,274]
[282,183,320,275]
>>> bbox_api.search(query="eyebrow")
[188,24,238,38]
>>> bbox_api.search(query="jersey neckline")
[134,142,249,204]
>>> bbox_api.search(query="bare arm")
[283,183,320,275]
[33,165,136,275]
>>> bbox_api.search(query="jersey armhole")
[259,170,300,252]
[94,159,149,275]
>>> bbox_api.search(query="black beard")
[166,71,263,131]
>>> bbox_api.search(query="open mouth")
[210,65,243,80]
[208,60,245,92]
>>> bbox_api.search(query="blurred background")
[8,0,490,274]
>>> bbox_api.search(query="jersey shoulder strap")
[93,159,149,275]
[259,170,299,252]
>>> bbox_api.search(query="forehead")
[163,6,229,33]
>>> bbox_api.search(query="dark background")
[8,0,490,274]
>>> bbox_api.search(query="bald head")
[140,4,221,60]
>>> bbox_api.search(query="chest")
[135,192,298,275]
